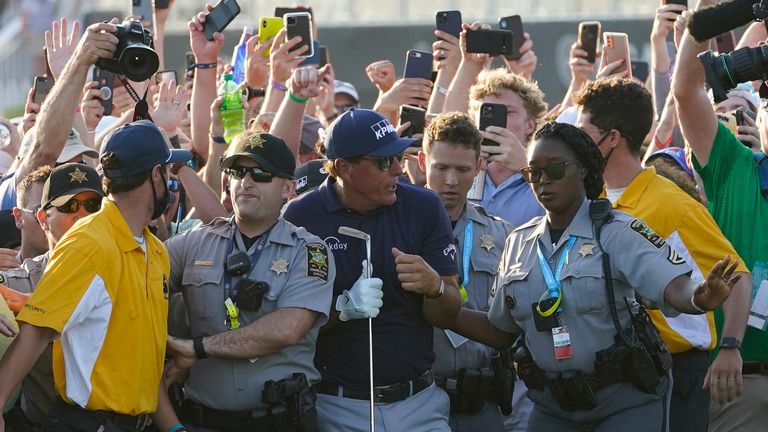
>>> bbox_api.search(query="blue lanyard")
[462,220,473,288]
[536,235,577,300]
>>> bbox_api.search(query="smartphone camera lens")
[287,16,296,25]
[262,21,267,28]
[482,106,492,117]
[437,13,447,24]
[500,21,507,29]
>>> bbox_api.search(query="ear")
[473,157,482,176]
[417,151,427,173]
[11,208,22,228]
[282,179,297,200]
[37,209,50,231]
[334,159,351,178]
[524,117,536,138]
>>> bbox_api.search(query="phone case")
[275,6,312,18]
[131,0,153,23]
[204,0,241,41]
[578,21,601,64]
[259,17,284,58]
[403,50,433,81]
[300,41,322,66]
[479,103,507,146]
[155,70,178,84]
[284,12,313,57]
[603,32,631,77]
[92,67,115,116]
[499,16,524,60]
[33,76,55,105]
[631,61,649,83]
[319,45,329,67]
[663,0,688,6]
[399,105,426,138]
[436,10,462,38]
[465,29,515,57]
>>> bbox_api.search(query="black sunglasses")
[521,161,579,184]
[361,152,404,172]
[49,198,102,214]
[225,166,278,183]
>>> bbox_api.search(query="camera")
[436,12,449,24]
[698,47,768,103]
[286,16,297,25]
[96,19,159,82]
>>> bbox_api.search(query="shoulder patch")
[667,248,686,265]
[628,219,666,250]
[306,242,329,281]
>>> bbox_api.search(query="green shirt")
[692,123,768,361]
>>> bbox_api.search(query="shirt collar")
[611,167,656,210]
[524,198,594,243]
[104,200,157,253]
[207,216,294,246]
[319,177,347,213]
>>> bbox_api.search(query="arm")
[663,256,740,314]
[428,31,461,115]
[150,381,181,431]
[152,0,176,73]
[651,4,685,76]
[0,324,56,411]
[270,66,328,159]
[260,28,308,115]
[443,22,491,114]
[423,276,461,329]
[173,164,226,223]
[201,96,225,195]
[644,91,678,161]
[450,307,517,350]
[560,42,596,113]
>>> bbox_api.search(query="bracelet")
[247,87,266,98]
[288,91,308,104]
[690,295,707,314]
[654,133,673,149]
[166,424,186,432]
[210,133,227,145]
[425,280,445,299]
[186,62,217,71]
[436,84,448,95]
[192,335,207,359]
[271,80,288,92]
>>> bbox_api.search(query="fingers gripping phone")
[403,50,433,80]
[436,10,462,39]
[284,12,313,57]
[33,75,55,105]
[499,15,524,61]
[466,29,515,57]
[92,67,116,116]
[203,0,241,41]
[578,21,601,64]
[399,105,426,139]
[603,32,632,78]
[479,103,507,147]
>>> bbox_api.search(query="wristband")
[271,80,288,92]
[166,424,186,432]
[690,295,706,314]
[247,87,266,99]
[288,91,308,104]
[210,133,227,145]
[425,280,445,299]
[654,133,673,150]
[186,62,217,71]
[436,85,448,95]
[193,335,207,359]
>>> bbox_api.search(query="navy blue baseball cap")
[100,120,192,178]
[325,109,416,159]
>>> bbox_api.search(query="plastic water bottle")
[231,26,254,85]
[219,73,244,144]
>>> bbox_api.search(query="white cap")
[18,126,98,163]
[334,80,360,103]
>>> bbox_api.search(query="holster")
[262,373,318,432]
[439,368,495,415]
[514,342,545,391]
[490,350,515,416]
[545,370,598,412]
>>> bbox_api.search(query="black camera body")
[96,20,159,82]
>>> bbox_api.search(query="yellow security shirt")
[611,167,748,353]
[17,199,169,415]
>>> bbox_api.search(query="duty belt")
[56,398,150,431]
[183,399,297,432]
[316,370,433,404]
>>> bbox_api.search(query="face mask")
[151,169,170,220]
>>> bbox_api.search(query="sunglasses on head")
[225,166,278,183]
[521,161,579,184]
[48,197,102,214]
[361,152,404,172]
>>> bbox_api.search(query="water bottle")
[231,26,254,85]
[219,73,244,144]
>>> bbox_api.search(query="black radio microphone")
[687,0,756,42]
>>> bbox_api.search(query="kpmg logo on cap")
[371,119,396,140]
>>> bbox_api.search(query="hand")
[72,21,118,68]
[188,4,225,64]
[44,17,81,80]
[289,65,330,100]
[336,261,384,321]
[432,30,461,72]
[365,60,396,93]
[0,248,21,271]
[674,10,692,51]
[392,247,441,296]
[110,85,135,117]
[693,256,741,311]
[163,357,190,386]
[652,4,687,42]
[245,35,271,89]
[459,22,492,66]
[80,81,105,131]
[596,47,629,80]
[315,64,337,119]
[502,33,537,79]
[209,95,225,136]
[21,88,40,135]
[269,28,309,84]
[736,110,760,149]
[480,126,528,172]
[0,315,18,337]
[150,80,187,135]
[569,42,596,84]
[166,335,196,370]
[375,78,433,113]
[704,347,743,405]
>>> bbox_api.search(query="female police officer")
[451,122,740,431]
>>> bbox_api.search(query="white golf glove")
[336,260,383,321]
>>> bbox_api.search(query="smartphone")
[275,6,313,18]
[499,15,524,61]
[404,50,433,81]
[631,61,649,83]
[465,29,515,57]
[203,0,241,41]
[715,31,737,54]
[32,75,55,105]
[479,103,507,146]
[92,66,116,116]
[578,21,601,64]
[734,107,746,126]
[603,32,632,78]
[155,0,170,8]
[259,17,284,58]
[300,41,322,66]
[436,10,462,39]
[284,12,313,57]
[663,0,688,6]
[155,70,178,84]
[399,105,426,139]
[319,45,330,68]
[132,0,154,26]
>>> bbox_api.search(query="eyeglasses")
[167,178,180,192]
[225,166,278,183]
[521,161,579,184]
[335,103,356,113]
[47,198,102,214]
[361,152,404,172]
[20,207,39,215]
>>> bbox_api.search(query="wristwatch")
[192,335,207,359]
[210,133,227,145]
[719,337,742,351]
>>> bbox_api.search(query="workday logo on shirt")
[324,236,348,251]
[371,120,396,140]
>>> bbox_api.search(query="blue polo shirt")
[284,177,458,389]
[471,172,544,227]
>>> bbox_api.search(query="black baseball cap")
[294,159,328,195]
[41,163,104,209]
[100,120,192,178]
[220,132,296,179]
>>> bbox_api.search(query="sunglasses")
[48,198,102,214]
[225,166,278,183]
[521,161,579,184]
[361,152,404,172]
[167,178,180,192]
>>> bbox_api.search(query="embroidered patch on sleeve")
[306,242,329,281]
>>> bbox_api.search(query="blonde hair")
[469,68,547,137]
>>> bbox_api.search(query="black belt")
[743,361,768,375]
[183,399,276,431]
[56,398,150,431]
[316,370,434,404]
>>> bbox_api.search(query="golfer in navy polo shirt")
[284,109,461,432]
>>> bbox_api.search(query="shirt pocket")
[181,267,222,321]
[257,267,291,316]
[469,251,502,309]
[501,269,533,322]
[560,260,605,314]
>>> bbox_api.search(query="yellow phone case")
[259,17,284,58]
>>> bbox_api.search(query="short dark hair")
[533,122,605,200]
[16,165,52,208]
[423,112,482,159]
[101,152,152,195]
[573,78,653,156]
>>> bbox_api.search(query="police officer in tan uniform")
[160,132,335,432]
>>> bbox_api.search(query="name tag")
[552,326,573,360]
[194,260,214,267]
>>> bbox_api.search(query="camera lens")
[500,21,507,28]
[699,45,768,103]
[120,45,159,82]
[287,16,296,25]
[263,21,267,27]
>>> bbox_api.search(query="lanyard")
[535,235,577,317]
[118,76,153,122]
[458,220,473,304]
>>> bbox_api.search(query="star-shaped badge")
[245,134,265,150]
[69,167,88,184]
[270,259,289,275]
[578,243,595,257]
[480,234,495,252]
